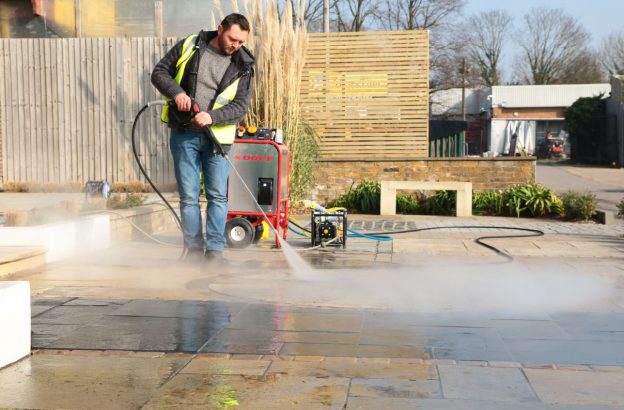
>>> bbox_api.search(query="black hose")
[368,225,544,261]
[290,218,544,261]
[131,103,182,231]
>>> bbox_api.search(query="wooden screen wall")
[0,37,176,185]
[301,31,429,160]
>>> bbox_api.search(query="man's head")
[216,13,250,55]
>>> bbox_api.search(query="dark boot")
[204,250,228,265]
[184,248,205,263]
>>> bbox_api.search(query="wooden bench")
[380,181,473,216]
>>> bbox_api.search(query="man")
[151,13,255,262]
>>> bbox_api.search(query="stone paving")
[1,214,624,409]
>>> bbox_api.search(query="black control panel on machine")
[236,126,283,143]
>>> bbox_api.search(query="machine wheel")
[225,218,254,248]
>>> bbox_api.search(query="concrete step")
[0,247,46,277]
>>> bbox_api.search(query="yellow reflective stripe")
[210,124,236,145]
[161,34,197,123]
[176,35,198,70]
[209,78,241,144]
[160,104,170,122]
[174,34,198,84]
[212,79,240,109]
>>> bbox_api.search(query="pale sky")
[463,0,623,46]
[462,0,623,82]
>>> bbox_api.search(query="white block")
[0,281,31,369]
[0,214,110,262]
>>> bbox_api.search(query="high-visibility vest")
[161,34,241,145]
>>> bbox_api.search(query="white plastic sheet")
[503,120,535,155]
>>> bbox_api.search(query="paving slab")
[437,365,538,403]
[267,357,438,381]
[524,368,624,406]
[0,352,190,410]
[2,211,624,407]
[504,338,624,366]
[345,397,623,409]
[42,315,227,352]
[349,377,441,399]
[180,357,271,376]
[142,373,350,410]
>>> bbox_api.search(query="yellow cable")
[288,216,311,237]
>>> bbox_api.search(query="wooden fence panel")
[0,32,430,185]
[301,31,429,160]
[0,37,175,186]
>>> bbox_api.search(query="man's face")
[217,24,249,55]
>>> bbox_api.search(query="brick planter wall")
[311,157,535,204]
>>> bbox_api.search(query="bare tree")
[332,0,378,32]
[377,0,465,31]
[600,31,624,75]
[294,0,325,31]
[559,49,606,84]
[429,33,481,92]
[515,7,591,85]
[464,10,513,86]
[371,0,466,91]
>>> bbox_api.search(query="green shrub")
[326,181,567,219]
[327,180,381,213]
[565,94,606,152]
[561,191,597,221]
[473,191,504,216]
[420,190,456,216]
[107,193,146,209]
[618,198,624,218]
[502,183,562,217]
[326,181,423,214]
[287,123,319,200]
[396,193,421,214]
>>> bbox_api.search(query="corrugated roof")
[430,88,490,116]
[491,84,611,108]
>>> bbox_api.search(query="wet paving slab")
[3,351,623,410]
[0,351,190,410]
[29,297,624,366]
[6,224,624,407]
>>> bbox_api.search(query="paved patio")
[1,209,624,409]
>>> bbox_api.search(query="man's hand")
[192,112,213,127]
[174,93,191,112]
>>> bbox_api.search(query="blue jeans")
[170,129,229,252]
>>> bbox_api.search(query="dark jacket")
[151,30,255,128]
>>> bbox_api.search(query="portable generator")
[225,127,290,248]
[310,208,347,248]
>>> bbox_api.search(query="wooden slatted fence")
[0,31,430,186]
[0,37,176,186]
[301,31,429,160]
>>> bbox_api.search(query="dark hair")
[221,13,250,32]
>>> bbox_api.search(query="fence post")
[154,1,163,38]
[74,0,81,38]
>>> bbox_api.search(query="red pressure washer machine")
[225,127,290,248]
